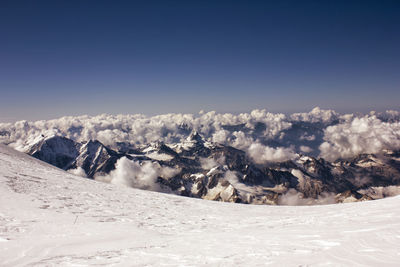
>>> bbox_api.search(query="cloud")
[95,157,180,191]
[377,110,400,122]
[351,175,372,187]
[358,186,400,199]
[290,107,339,124]
[299,145,313,153]
[1,107,400,164]
[319,115,400,161]
[278,189,336,205]
[211,129,230,144]
[0,110,291,153]
[200,156,225,170]
[299,134,316,141]
[247,143,298,164]
[67,167,87,178]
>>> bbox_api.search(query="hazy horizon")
[1,106,399,123]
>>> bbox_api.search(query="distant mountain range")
[2,108,400,205]
[23,131,400,205]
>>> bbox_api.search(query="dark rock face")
[72,140,125,177]
[28,137,125,178]
[28,136,80,169]
[25,134,400,205]
[0,130,9,137]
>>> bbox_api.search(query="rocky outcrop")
[24,133,400,205]
[72,140,125,177]
[28,136,80,169]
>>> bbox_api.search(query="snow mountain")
[22,133,400,205]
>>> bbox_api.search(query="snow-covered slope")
[0,144,399,266]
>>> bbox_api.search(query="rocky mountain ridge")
[23,133,400,205]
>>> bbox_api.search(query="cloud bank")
[1,107,400,162]
[319,115,400,161]
[95,157,179,192]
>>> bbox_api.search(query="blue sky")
[0,0,399,122]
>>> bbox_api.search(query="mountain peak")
[187,130,204,143]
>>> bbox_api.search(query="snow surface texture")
[1,145,400,266]
[1,107,400,162]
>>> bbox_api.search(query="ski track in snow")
[0,144,400,266]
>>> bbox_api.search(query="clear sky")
[1,0,399,122]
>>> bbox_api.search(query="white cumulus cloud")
[95,157,179,191]
[319,115,400,161]
[247,143,298,164]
